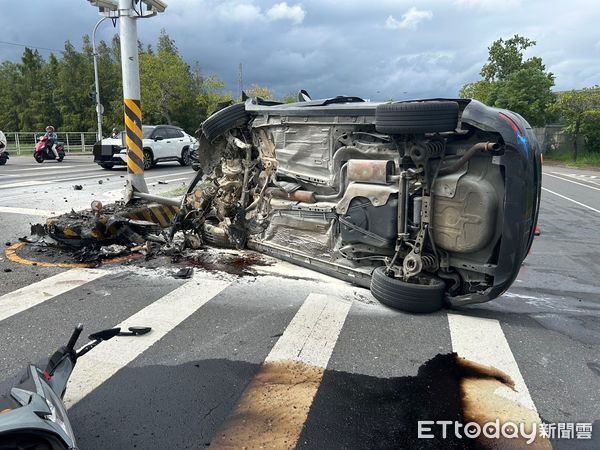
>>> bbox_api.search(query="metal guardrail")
[2,132,98,155]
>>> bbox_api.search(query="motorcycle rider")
[44,125,60,159]
[110,127,119,139]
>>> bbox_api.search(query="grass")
[544,152,600,168]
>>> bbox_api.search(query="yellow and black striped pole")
[118,0,148,198]
[124,98,147,190]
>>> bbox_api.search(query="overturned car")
[180,93,541,313]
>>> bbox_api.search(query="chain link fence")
[2,132,98,155]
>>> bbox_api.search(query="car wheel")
[143,150,153,170]
[375,101,459,134]
[100,163,114,170]
[370,266,445,313]
[202,103,250,142]
[179,148,191,166]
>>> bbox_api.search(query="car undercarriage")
[168,95,541,313]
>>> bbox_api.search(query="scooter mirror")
[88,327,121,341]
[128,326,151,335]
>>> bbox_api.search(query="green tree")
[196,75,233,119]
[458,80,495,105]
[459,35,555,126]
[280,92,298,103]
[247,84,274,100]
[481,35,537,82]
[139,31,202,131]
[0,61,22,130]
[551,87,600,160]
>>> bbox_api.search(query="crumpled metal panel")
[269,124,332,185]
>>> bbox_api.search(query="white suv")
[93,125,197,170]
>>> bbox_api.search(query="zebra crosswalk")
[0,265,595,448]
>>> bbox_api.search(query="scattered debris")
[4,242,10,246]
[157,180,168,185]
[98,180,103,184]
[3,268,12,272]
[172,267,194,279]
[73,185,83,190]
[99,244,129,258]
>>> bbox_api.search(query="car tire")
[375,101,459,134]
[179,147,191,166]
[143,149,153,170]
[100,163,114,170]
[202,103,250,142]
[370,266,445,313]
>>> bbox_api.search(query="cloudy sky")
[0,0,598,100]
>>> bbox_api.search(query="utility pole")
[86,0,167,200]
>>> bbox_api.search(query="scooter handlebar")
[66,323,84,351]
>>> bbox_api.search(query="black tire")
[202,103,250,142]
[0,159,6,166]
[370,266,445,313]
[57,155,64,162]
[179,147,191,166]
[100,163,114,170]
[34,152,44,163]
[375,101,459,134]
[143,149,153,170]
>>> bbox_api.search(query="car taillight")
[499,112,529,153]
[499,112,520,134]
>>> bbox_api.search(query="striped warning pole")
[118,0,148,198]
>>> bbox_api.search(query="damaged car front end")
[176,94,541,313]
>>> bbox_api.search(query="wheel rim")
[182,149,190,165]
[143,152,152,169]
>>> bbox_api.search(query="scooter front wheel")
[33,152,44,163]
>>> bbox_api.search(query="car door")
[166,128,186,158]
[150,127,168,159]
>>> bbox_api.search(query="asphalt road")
[0,155,598,449]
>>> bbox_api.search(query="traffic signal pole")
[118,0,148,198]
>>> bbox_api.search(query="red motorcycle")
[34,136,65,163]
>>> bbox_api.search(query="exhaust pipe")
[438,142,500,176]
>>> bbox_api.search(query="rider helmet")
[46,125,55,133]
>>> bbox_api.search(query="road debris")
[73,185,83,190]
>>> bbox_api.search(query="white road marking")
[0,180,55,189]
[64,277,230,407]
[447,313,538,412]
[0,206,62,216]
[145,172,193,181]
[1,165,77,172]
[266,293,352,367]
[149,176,191,186]
[212,293,352,449]
[564,173,600,186]
[0,269,106,322]
[542,187,600,214]
[546,172,600,192]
